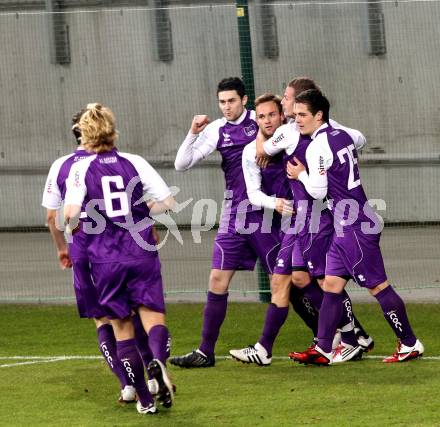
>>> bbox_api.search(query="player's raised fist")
[190,115,210,134]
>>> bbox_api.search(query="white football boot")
[332,342,363,364]
[229,343,272,366]
[383,339,424,363]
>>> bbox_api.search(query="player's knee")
[209,270,230,293]
[368,280,389,296]
[270,275,291,306]
[271,274,290,293]
[291,271,309,288]
[94,317,110,328]
[322,277,346,293]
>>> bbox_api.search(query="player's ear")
[316,110,323,121]
[242,95,248,106]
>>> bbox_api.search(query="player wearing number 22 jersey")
[291,89,423,365]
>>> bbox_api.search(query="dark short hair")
[295,89,330,123]
[71,108,87,145]
[217,77,246,99]
[255,93,283,114]
[288,77,319,97]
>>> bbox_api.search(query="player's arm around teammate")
[172,78,279,368]
[287,90,423,364]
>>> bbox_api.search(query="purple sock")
[132,314,154,368]
[374,286,416,346]
[301,280,323,311]
[199,292,228,356]
[290,286,319,336]
[339,292,358,347]
[258,303,289,356]
[148,324,169,365]
[317,292,345,353]
[97,324,128,388]
[116,339,153,407]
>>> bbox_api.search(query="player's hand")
[286,157,305,180]
[152,225,161,244]
[256,154,270,169]
[275,198,295,216]
[190,115,210,134]
[255,129,270,169]
[58,249,72,270]
[256,129,267,157]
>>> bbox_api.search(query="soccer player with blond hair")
[255,78,374,363]
[42,109,155,404]
[64,103,175,414]
[230,93,321,365]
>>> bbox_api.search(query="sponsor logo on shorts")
[307,261,314,270]
[357,274,366,282]
[277,259,284,267]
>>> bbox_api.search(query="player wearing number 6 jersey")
[287,89,423,365]
[65,103,175,415]
[42,109,155,404]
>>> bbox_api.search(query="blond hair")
[79,103,118,153]
[254,93,283,114]
[287,77,320,96]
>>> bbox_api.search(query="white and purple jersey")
[242,140,291,211]
[65,148,171,263]
[298,123,376,230]
[263,118,365,160]
[42,149,93,259]
[42,149,91,209]
[175,109,258,214]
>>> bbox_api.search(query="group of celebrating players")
[42,76,424,417]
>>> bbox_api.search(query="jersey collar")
[311,122,330,140]
[226,109,248,125]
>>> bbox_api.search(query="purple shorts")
[273,231,296,275]
[72,257,107,319]
[90,256,165,319]
[291,221,333,278]
[325,228,387,288]
[212,211,280,274]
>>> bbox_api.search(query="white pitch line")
[0,358,62,368]
[220,355,440,361]
[0,356,101,360]
[0,354,439,368]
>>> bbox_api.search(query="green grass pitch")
[0,302,439,426]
